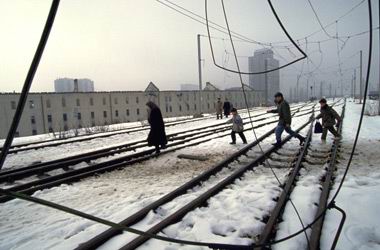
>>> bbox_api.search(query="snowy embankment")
[0,106,285,250]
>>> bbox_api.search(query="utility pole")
[306,79,309,100]
[265,59,268,106]
[351,75,354,98]
[359,50,363,104]
[329,83,332,98]
[354,69,357,101]
[197,34,203,114]
[320,81,323,98]
[378,2,380,115]
[296,74,301,102]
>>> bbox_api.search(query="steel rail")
[116,121,312,250]
[0,106,314,203]
[0,105,314,182]
[309,103,346,250]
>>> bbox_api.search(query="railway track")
[0,104,314,182]
[75,100,344,250]
[1,104,307,155]
[0,104,315,203]
[74,114,315,250]
[0,106,268,154]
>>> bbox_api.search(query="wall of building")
[0,89,263,138]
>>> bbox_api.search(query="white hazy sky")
[0,0,378,93]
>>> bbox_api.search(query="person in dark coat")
[223,98,231,118]
[227,108,247,144]
[267,92,305,146]
[316,98,342,141]
[146,101,167,154]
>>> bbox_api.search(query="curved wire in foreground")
[205,0,307,75]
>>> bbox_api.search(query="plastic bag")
[314,121,323,134]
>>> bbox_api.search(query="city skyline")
[0,0,378,95]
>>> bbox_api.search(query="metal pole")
[354,69,357,101]
[265,59,268,106]
[359,50,363,104]
[306,79,309,100]
[378,2,380,115]
[197,34,202,114]
[320,81,323,98]
[296,74,300,102]
[330,83,332,98]
[0,0,60,170]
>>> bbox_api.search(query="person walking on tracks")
[316,98,342,141]
[223,98,232,118]
[267,92,305,147]
[216,97,223,119]
[227,108,247,145]
[146,101,167,154]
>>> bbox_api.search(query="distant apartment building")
[248,49,280,104]
[54,78,94,92]
[180,84,199,91]
[0,82,263,138]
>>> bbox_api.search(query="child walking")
[227,108,247,144]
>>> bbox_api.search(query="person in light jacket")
[227,108,247,144]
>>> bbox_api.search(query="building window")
[76,98,80,106]
[31,116,36,125]
[169,96,172,102]
[136,96,139,104]
[77,112,81,120]
[169,106,172,112]
[126,97,129,104]
[91,112,95,119]
[32,129,37,135]
[64,125,68,131]
[90,98,94,106]
[179,105,182,111]
[194,104,197,110]
[115,110,119,117]
[48,127,53,133]
[47,114,52,123]
[63,113,68,122]
[11,101,16,110]
[46,99,51,108]
[114,98,118,104]
[207,103,210,109]
[165,105,169,113]
[103,97,107,105]
[207,94,209,100]
[29,100,35,109]
[62,98,66,107]
[103,111,107,118]
[136,108,140,115]
[186,104,190,111]
[126,109,130,116]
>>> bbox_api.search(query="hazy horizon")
[0,0,379,94]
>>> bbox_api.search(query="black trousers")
[231,131,247,143]
[217,114,222,119]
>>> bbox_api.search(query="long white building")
[248,49,280,104]
[0,82,263,138]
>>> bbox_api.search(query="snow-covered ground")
[3,100,377,250]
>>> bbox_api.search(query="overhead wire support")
[0,0,60,171]
[205,0,307,75]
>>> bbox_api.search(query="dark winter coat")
[227,114,244,132]
[223,101,231,115]
[268,100,292,125]
[146,102,167,147]
[316,104,341,127]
